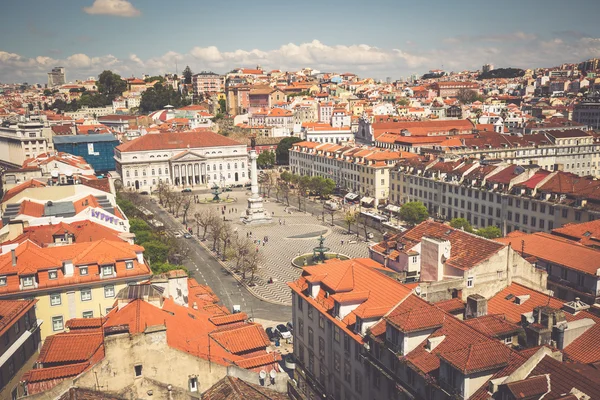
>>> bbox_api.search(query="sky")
[1,0,600,84]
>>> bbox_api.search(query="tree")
[181,195,192,224]
[257,151,275,168]
[296,175,311,211]
[143,240,171,265]
[97,70,126,100]
[357,212,370,241]
[344,210,357,234]
[43,89,53,96]
[476,226,502,239]
[326,207,337,226]
[242,247,263,285]
[396,98,410,106]
[232,236,254,274]
[218,98,226,114]
[194,208,217,240]
[219,223,235,261]
[456,88,480,104]
[275,137,303,165]
[449,218,473,232]
[208,216,225,251]
[183,66,193,85]
[139,82,191,113]
[144,75,165,83]
[399,202,429,226]
[258,171,276,198]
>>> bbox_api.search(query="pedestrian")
[262,241,265,246]
[341,240,344,245]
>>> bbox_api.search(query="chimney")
[7,220,24,241]
[11,249,17,267]
[465,294,487,319]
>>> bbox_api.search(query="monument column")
[250,150,259,198]
[241,136,272,225]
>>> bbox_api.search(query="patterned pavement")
[198,194,372,306]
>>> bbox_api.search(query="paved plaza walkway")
[200,193,372,306]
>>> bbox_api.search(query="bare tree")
[242,247,263,285]
[326,208,337,226]
[357,212,369,241]
[208,216,224,251]
[231,236,254,275]
[181,195,192,224]
[343,210,357,234]
[278,180,290,206]
[219,222,235,261]
[194,208,216,240]
[259,171,276,198]
[172,192,185,218]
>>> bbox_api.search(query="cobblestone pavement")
[202,193,372,306]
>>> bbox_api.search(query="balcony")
[547,274,600,298]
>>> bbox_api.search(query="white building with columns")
[115,130,249,192]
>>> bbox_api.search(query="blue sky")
[1,0,599,83]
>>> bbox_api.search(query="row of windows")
[50,285,115,306]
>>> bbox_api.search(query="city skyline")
[1,0,600,83]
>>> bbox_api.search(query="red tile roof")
[0,299,37,336]
[439,340,512,374]
[464,314,523,338]
[116,131,242,153]
[38,332,104,364]
[210,324,271,355]
[22,362,88,383]
[495,232,600,275]
[551,219,600,248]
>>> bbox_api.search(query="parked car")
[265,327,279,341]
[276,324,292,339]
[184,233,192,239]
[181,188,192,193]
[286,321,294,334]
[174,232,182,238]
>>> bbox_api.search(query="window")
[319,314,325,329]
[52,316,64,332]
[297,297,303,311]
[125,260,134,270]
[334,326,340,342]
[80,266,88,276]
[189,377,198,392]
[307,305,313,319]
[407,368,415,387]
[8,358,14,377]
[80,288,92,301]
[134,365,143,377]
[0,276,6,286]
[308,351,314,373]
[14,320,20,335]
[102,265,114,276]
[22,276,34,287]
[575,211,581,221]
[344,360,351,383]
[497,270,504,279]
[104,285,115,298]
[82,311,94,318]
[467,276,474,288]
[515,213,521,223]
[319,336,325,357]
[343,333,351,352]
[523,215,528,225]
[308,327,314,347]
[562,209,568,218]
[504,336,513,345]
[355,371,362,393]
[577,273,584,287]
[50,293,61,306]
[561,268,568,280]
[48,270,58,280]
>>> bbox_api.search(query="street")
[137,193,292,325]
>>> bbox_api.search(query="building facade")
[0,299,41,400]
[573,96,600,129]
[115,131,248,192]
[0,121,53,168]
[47,67,65,88]
[53,133,119,173]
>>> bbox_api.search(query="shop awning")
[385,204,401,213]
[345,193,359,200]
[361,197,375,204]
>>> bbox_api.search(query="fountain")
[291,234,349,267]
[211,182,222,202]
[312,235,330,264]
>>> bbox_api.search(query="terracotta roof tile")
[116,131,242,153]
[38,332,103,364]
[210,324,271,355]
[464,314,523,338]
[439,340,512,374]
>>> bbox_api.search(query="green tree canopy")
[97,70,127,100]
[183,66,193,85]
[257,151,275,168]
[143,240,170,264]
[449,218,473,232]
[456,88,482,104]
[399,202,429,226]
[218,98,226,114]
[275,137,303,165]
[139,82,191,113]
[475,226,502,239]
[144,75,165,83]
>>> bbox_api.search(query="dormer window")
[0,276,6,286]
[125,260,134,270]
[22,276,34,287]
[102,265,114,277]
[48,270,58,280]
[80,266,88,276]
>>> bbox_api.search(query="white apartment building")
[290,141,416,205]
[442,129,600,177]
[0,121,53,167]
[390,157,600,235]
[115,130,248,192]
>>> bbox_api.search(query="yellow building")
[0,238,151,340]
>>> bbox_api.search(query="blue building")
[53,134,119,173]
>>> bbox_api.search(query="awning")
[385,204,401,213]
[361,197,375,204]
[345,193,359,200]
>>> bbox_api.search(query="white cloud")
[2,37,600,84]
[83,0,140,17]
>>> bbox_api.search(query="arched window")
[207,165,211,171]
[151,169,155,175]
[219,164,223,170]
